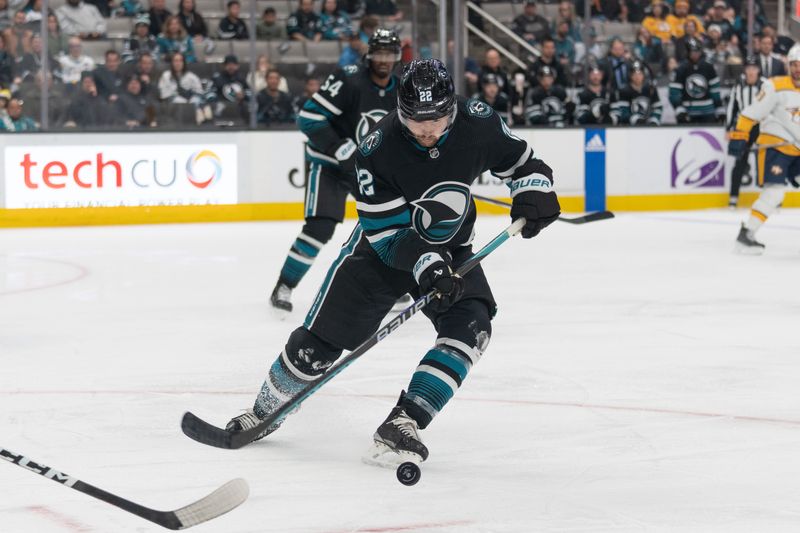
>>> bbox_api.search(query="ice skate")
[225,409,283,441]
[735,223,765,255]
[270,281,293,314]
[363,403,429,468]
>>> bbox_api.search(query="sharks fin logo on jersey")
[411,182,471,243]
[356,109,388,143]
[686,74,709,98]
[359,129,383,156]
[466,98,493,118]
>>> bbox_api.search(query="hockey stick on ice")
[181,218,528,450]
[0,446,248,530]
[473,193,615,224]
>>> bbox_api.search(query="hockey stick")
[181,218,528,450]
[472,194,615,224]
[0,446,248,530]
[749,141,798,151]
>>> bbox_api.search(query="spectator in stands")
[64,72,115,127]
[7,9,32,57]
[158,14,196,62]
[177,0,208,40]
[642,0,672,42]
[756,34,786,78]
[553,20,576,67]
[624,0,648,23]
[56,0,106,39]
[47,13,69,57]
[135,51,158,94]
[148,0,172,36]
[23,0,44,25]
[667,0,704,38]
[530,37,569,88]
[85,0,113,18]
[357,14,378,42]
[761,24,794,56]
[704,23,740,71]
[246,54,289,92]
[475,72,509,113]
[256,7,287,40]
[15,33,48,82]
[554,1,581,40]
[669,36,722,123]
[291,76,320,113]
[117,74,154,127]
[633,26,666,74]
[122,14,159,63]
[673,19,701,64]
[210,53,250,118]
[0,34,12,88]
[0,0,10,33]
[339,31,365,66]
[118,0,144,17]
[601,38,630,91]
[58,36,95,87]
[704,0,733,40]
[525,65,568,126]
[19,70,67,121]
[575,66,615,124]
[320,0,352,41]
[94,49,124,103]
[364,0,402,21]
[511,0,549,47]
[446,39,480,91]
[0,96,37,130]
[257,67,294,125]
[287,0,322,42]
[218,0,248,40]
[158,51,211,123]
[613,59,662,125]
[480,48,509,97]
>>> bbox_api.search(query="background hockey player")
[270,29,401,312]
[525,65,569,127]
[726,55,765,208]
[226,59,561,466]
[669,37,724,123]
[575,65,616,125]
[612,60,662,125]
[732,44,800,253]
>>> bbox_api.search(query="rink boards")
[1,127,799,227]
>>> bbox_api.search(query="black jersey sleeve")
[485,111,554,186]
[297,67,358,154]
[353,129,433,272]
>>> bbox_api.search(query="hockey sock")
[403,300,492,429]
[745,184,785,234]
[255,327,342,419]
[278,218,336,288]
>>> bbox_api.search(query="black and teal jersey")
[353,97,551,271]
[613,83,663,125]
[297,64,398,168]
[575,86,615,125]
[668,59,722,118]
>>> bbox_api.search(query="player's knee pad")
[753,183,787,217]
[301,217,338,246]
[434,298,493,362]
[283,327,343,380]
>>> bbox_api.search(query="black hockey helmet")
[367,28,401,62]
[537,65,555,79]
[685,36,703,53]
[397,59,456,124]
[744,54,760,68]
[630,59,646,73]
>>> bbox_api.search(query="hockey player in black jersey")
[575,65,616,125]
[270,29,401,313]
[669,36,724,123]
[226,59,560,465]
[612,60,663,125]
[525,65,569,127]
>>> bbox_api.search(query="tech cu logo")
[356,109,388,143]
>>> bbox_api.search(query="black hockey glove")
[332,137,357,175]
[510,160,561,239]
[413,250,465,314]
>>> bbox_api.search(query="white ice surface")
[2,211,800,533]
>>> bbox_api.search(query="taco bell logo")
[670,130,725,189]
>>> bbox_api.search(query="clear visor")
[398,105,457,144]
[367,49,401,62]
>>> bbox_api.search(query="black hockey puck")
[396,462,421,486]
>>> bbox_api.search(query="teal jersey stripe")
[294,238,320,257]
[369,228,413,266]
[423,349,470,381]
[359,210,411,232]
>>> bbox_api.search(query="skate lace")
[276,284,292,300]
[391,416,417,439]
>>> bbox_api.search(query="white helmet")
[788,44,800,64]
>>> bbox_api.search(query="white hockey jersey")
[736,75,800,156]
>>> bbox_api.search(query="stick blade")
[172,478,249,530]
[181,412,235,449]
[559,211,615,224]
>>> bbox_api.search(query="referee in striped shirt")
[726,56,766,207]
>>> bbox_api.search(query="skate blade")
[362,441,423,469]
[734,242,765,256]
[269,305,292,321]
